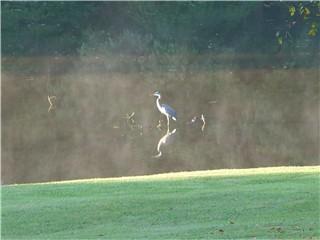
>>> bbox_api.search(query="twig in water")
[201,114,206,132]
[47,95,56,112]
[127,112,135,122]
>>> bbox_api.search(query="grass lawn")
[2,166,320,239]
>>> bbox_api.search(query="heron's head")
[153,91,161,98]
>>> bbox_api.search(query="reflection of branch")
[157,120,162,130]
[187,114,206,132]
[121,112,134,128]
[201,114,206,132]
[153,128,177,158]
[121,112,144,135]
[126,112,135,124]
[47,95,56,112]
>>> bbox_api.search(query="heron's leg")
[166,126,170,134]
[166,115,170,131]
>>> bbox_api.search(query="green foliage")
[277,36,283,45]
[125,2,258,51]
[286,2,320,38]
[79,30,154,56]
[308,22,318,37]
[289,5,296,16]
[1,2,99,55]
[2,2,318,56]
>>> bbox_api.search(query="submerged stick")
[201,114,206,132]
[47,95,56,112]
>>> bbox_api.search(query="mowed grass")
[2,166,320,239]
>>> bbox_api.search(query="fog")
[2,53,319,184]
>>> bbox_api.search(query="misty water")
[2,55,319,184]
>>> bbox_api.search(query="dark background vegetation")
[2,1,319,57]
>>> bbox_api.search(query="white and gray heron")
[153,91,177,129]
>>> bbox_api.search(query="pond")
[2,55,319,184]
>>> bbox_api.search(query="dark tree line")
[2,1,319,56]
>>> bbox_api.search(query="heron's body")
[153,91,176,129]
[156,101,177,121]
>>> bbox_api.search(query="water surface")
[2,56,319,184]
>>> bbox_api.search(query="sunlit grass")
[15,165,319,185]
[2,166,319,239]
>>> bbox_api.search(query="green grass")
[2,166,320,239]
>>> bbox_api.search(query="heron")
[153,91,177,130]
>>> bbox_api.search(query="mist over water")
[2,54,319,184]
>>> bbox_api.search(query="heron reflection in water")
[153,128,177,158]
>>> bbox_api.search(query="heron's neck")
[156,96,161,110]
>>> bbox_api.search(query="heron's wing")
[161,104,177,119]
